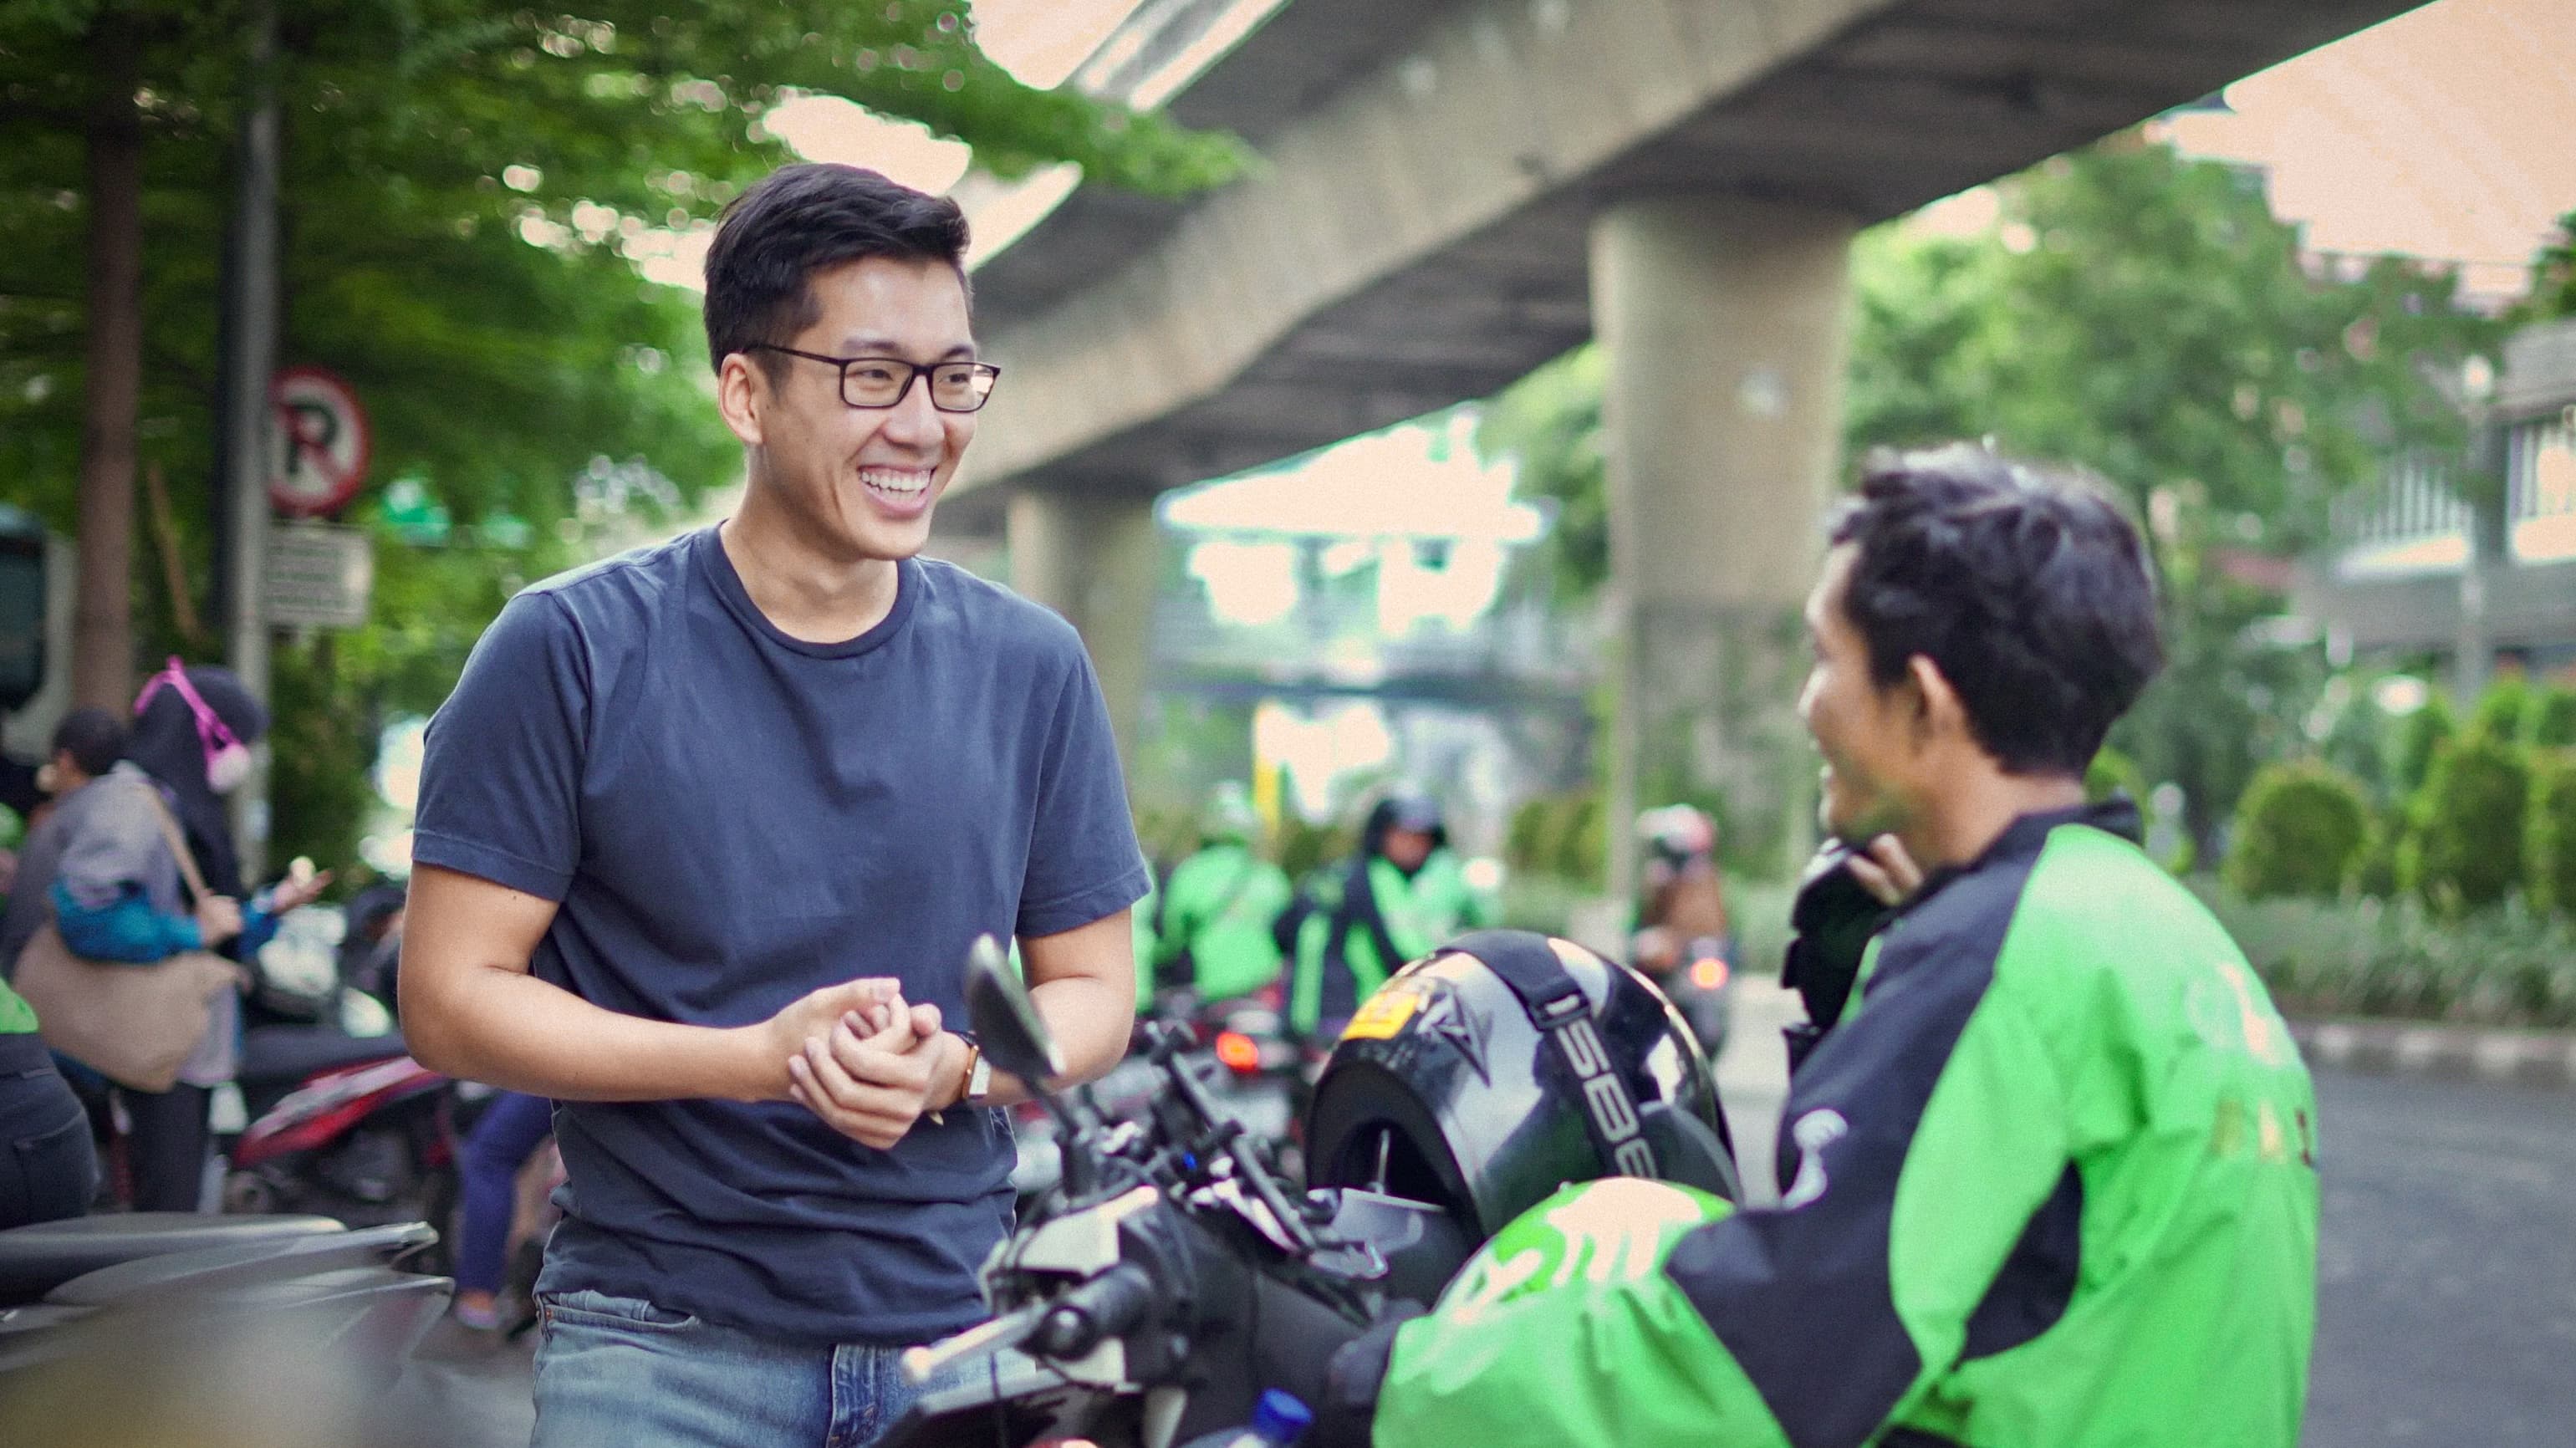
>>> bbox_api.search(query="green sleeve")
[1376,1180,1789,1448]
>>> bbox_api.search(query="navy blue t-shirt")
[412,527,1149,1344]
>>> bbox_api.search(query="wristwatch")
[929,1035,989,1128]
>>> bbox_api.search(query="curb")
[2288,1018,2576,1092]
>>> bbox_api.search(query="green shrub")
[2528,749,2576,916]
[2225,762,2369,900]
[1502,792,1604,887]
[2391,693,2454,796]
[2471,673,2533,739]
[2528,686,2576,748]
[2201,881,2576,1028]
[1504,796,1557,877]
[1556,793,1605,885]
[2408,731,2531,913]
[2354,815,2405,899]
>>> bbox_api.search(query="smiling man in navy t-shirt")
[402,163,1150,1448]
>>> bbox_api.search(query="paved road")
[2303,1068,2576,1447]
[385,997,2576,1446]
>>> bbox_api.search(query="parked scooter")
[213,896,469,1259]
[0,1213,450,1382]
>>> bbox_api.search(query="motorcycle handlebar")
[1031,1264,1157,1359]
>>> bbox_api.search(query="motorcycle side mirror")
[965,934,1067,1086]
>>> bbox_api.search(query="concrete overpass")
[953,0,2432,889]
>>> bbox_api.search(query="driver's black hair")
[701,162,972,377]
[1826,443,2163,776]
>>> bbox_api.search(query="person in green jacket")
[1321,446,2318,1448]
[1288,790,1487,1037]
[1149,783,1293,1006]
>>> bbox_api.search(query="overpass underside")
[958,0,2432,889]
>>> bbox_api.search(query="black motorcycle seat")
[237,1025,411,1084]
[47,1221,436,1308]
[0,1214,344,1304]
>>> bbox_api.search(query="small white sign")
[266,522,374,629]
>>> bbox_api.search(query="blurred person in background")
[446,1087,554,1332]
[1150,782,1294,1006]
[1,665,328,1211]
[0,710,127,1226]
[0,707,125,910]
[1630,803,1735,1049]
[1285,789,1487,1038]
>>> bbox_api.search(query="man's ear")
[716,353,767,449]
[1905,654,1969,749]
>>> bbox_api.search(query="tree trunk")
[72,8,143,711]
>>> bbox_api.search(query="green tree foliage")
[1,1,1241,872]
[2512,209,2576,324]
[2225,760,2368,900]
[2528,749,2576,917]
[1472,347,1605,604]
[2405,731,2530,915]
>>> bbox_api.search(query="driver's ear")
[717,353,768,448]
[1905,654,1967,749]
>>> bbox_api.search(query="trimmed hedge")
[2204,883,2576,1028]
[2528,749,2576,916]
[2529,687,2576,749]
[2406,730,2531,913]
[2391,693,2455,798]
[2225,762,2369,900]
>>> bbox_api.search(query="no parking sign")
[268,365,371,518]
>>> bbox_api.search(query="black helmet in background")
[1304,929,1737,1247]
[1360,789,1446,858]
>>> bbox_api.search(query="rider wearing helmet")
[1285,790,1487,1038]
[1148,783,1295,1005]
[1316,446,2319,1448]
[1631,804,1734,1048]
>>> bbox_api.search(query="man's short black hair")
[50,706,126,779]
[701,162,972,375]
[1827,443,2164,776]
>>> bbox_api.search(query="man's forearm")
[968,972,1133,1106]
[405,963,778,1104]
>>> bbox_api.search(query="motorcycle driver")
[1317,445,2320,1448]
[1284,790,1487,1038]
[1149,783,1294,1005]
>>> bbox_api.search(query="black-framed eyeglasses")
[747,344,1002,413]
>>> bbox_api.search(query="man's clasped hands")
[763,978,973,1150]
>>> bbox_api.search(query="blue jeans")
[455,1089,553,1294]
[531,1287,946,1448]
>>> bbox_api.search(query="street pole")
[221,0,280,879]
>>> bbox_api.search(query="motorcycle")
[886,941,1483,1448]
[1009,989,1304,1211]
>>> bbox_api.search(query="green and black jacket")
[1365,800,2319,1448]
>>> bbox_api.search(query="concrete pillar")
[1592,196,1856,905]
[1006,488,1160,766]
